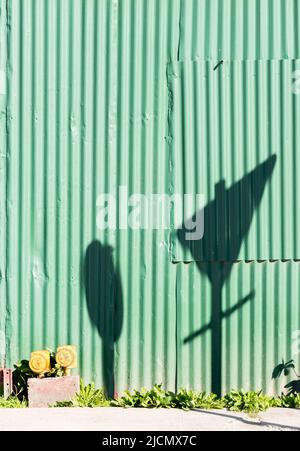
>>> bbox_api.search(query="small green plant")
[111,385,224,410]
[54,380,109,407]
[223,390,273,413]
[277,393,300,409]
[0,395,27,408]
[194,392,225,410]
[111,384,175,408]
[272,359,300,396]
[272,359,300,380]
[172,388,198,411]
[174,389,224,410]
[12,360,35,397]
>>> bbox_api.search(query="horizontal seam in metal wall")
[171,260,300,264]
[168,57,300,65]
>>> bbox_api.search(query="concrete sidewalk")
[0,407,299,431]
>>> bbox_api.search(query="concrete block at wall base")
[28,376,80,408]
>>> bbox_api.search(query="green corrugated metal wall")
[0,0,299,396]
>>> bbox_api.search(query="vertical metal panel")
[169,0,300,395]
[2,0,180,393]
[0,0,7,366]
[176,261,300,395]
[168,59,300,261]
[114,0,179,391]
[0,0,299,396]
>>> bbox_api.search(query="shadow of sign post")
[177,155,277,396]
[84,241,123,398]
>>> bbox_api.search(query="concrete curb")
[0,407,299,431]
